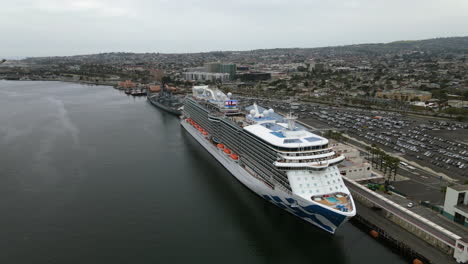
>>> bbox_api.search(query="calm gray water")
[0,81,406,264]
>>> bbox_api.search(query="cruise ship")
[181,86,356,233]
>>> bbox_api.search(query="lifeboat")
[224,148,231,154]
[217,144,225,149]
[202,131,208,136]
[230,154,239,160]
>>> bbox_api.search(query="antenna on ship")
[285,112,297,130]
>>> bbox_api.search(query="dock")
[345,177,467,264]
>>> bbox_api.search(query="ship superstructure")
[181,85,355,233]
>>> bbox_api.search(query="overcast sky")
[1,0,468,57]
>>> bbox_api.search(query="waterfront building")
[118,80,136,89]
[443,185,468,227]
[332,143,372,181]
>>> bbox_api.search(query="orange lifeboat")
[230,154,239,160]
[224,148,231,154]
[370,230,379,238]
[217,144,225,149]
[202,131,208,136]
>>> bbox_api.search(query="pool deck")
[315,195,353,212]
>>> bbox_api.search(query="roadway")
[345,178,459,247]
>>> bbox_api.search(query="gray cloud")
[1,0,468,57]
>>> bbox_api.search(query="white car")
[407,202,414,208]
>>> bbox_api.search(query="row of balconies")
[274,154,345,169]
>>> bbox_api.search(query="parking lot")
[237,96,468,180]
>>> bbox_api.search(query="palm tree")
[382,155,390,176]
[365,146,371,160]
[390,157,400,181]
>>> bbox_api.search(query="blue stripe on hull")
[267,195,347,233]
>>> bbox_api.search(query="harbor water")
[0,81,407,264]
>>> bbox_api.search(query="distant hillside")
[21,36,468,64]
[311,36,468,56]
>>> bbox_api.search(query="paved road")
[378,188,468,243]
[335,134,449,204]
[346,179,458,247]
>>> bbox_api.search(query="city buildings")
[204,62,236,79]
[237,72,271,82]
[183,72,230,82]
[448,100,468,109]
[376,89,432,102]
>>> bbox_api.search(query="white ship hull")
[181,119,353,234]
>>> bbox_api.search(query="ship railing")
[275,153,342,164]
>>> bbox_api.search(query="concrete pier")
[345,177,465,264]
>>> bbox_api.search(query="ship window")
[305,137,321,142]
[283,139,302,144]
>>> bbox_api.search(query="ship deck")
[312,193,353,212]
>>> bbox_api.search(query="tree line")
[365,144,400,181]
